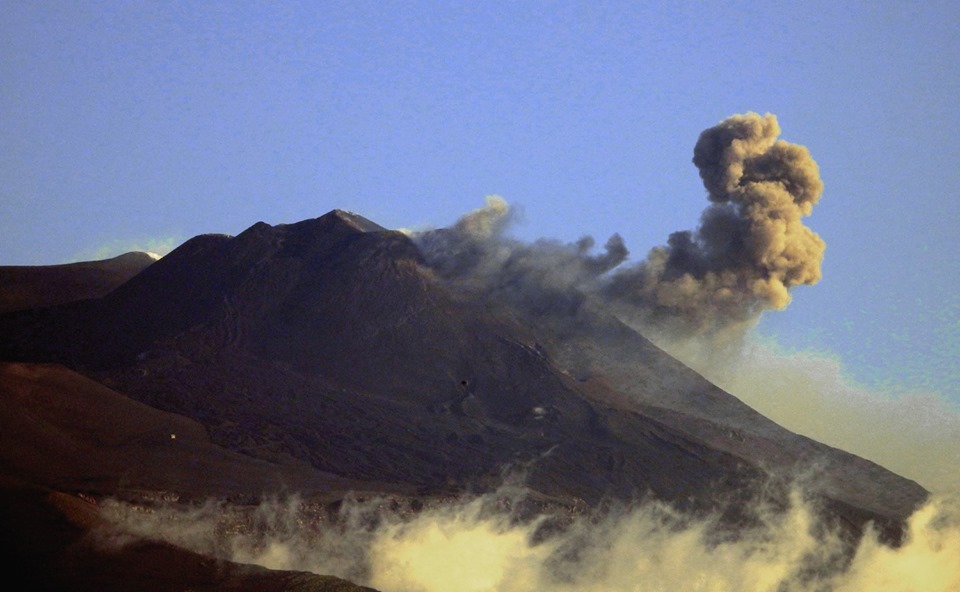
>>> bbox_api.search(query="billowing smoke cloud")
[96,487,960,592]
[605,112,825,339]
[416,113,824,342]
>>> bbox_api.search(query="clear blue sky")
[3,1,958,405]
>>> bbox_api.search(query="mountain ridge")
[0,250,156,314]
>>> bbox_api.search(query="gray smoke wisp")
[415,195,629,319]
[415,113,824,343]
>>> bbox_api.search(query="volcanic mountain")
[0,209,928,590]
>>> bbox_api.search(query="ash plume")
[604,112,825,339]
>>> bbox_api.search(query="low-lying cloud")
[96,487,960,592]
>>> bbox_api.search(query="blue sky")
[2,1,958,410]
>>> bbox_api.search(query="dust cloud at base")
[96,487,960,592]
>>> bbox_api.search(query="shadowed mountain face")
[0,210,930,587]
[0,251,156,314]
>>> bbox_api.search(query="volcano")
[0,210,928,590]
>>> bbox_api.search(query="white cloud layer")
[97,487,960,592]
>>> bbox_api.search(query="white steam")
[96,488,960,592]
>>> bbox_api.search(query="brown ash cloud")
[603,112,825,340]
